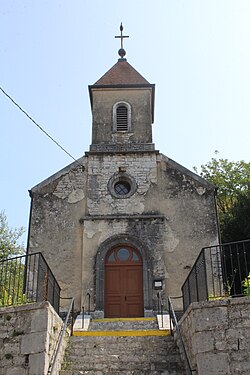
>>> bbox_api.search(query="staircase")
[60,317,186,375]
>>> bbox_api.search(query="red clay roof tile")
[94,60,149,85]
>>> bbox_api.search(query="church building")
[27,25,219,317]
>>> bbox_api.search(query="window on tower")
[113,101,131,132]
[116,105,128,131]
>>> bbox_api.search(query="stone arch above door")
[95,235,152,313]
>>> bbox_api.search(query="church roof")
[94,60,150,86]
[89,59,155,120]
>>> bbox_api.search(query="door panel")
[105,248,144,318]
[105,296,122,318]
[127,302,143,317]
[124,267,143,317]
[105,268,121,293]
[126,267,142,292]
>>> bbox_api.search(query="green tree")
[221,191,250,243]
[194,153,250,243]
[0,211,25,261]
[0,211,26,306]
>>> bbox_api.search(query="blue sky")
[1,1,250,243]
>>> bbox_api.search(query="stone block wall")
[0,301,68,375]
[87,152,158,216]
[28,150,218,312]
[179,297,250,375]
[29,160,87,310]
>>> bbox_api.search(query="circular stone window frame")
[108,172,137,199]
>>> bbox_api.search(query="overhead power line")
[0,86,84,168]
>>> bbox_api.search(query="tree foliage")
[0,211,26,307]
[194,154,250,243]
[0,211,25,261]
[221,191,250,243]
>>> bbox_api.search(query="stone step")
[69,343,179,359]
[67,355,183,368]
[70,335,179,349]
[61,372,185,374]
[69,336,181,355]
[60,318,186,375]
[60,334,186,375]
[69,344,177,356]
[88,317,158,331]
[60,366,185,374]
[74,317,166,337]
[61,363,185,374]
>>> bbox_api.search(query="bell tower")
[88,23,155,153]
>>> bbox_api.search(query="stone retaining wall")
[179,297,250,375]
[0,301,68,375]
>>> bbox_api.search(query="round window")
[114,181,131,196]
[108,173,137,199]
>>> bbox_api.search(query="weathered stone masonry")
[29,160,87,309]
[27,55,219,314]
[0,302,68,375]
[179,297,250,375]
[28,150,218,312]
[86,152,158,215]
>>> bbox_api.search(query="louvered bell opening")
[116,105,128,131]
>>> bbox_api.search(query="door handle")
[125,296,127,301]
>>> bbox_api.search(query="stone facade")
[179,297,250,375]
[28,150,218,312]
[0,302,68,375]
[27,56,219,314]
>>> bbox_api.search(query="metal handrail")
[49,297,74,375]
[0,252,60,313]
[182,239,250,311]
[82,292,91,329]
[168,296,196,375]
[0,251,46,263]
[157,292,164,328]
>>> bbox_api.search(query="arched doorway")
[104,245,144,318]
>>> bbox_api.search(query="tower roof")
[89,24,155,121]
[94,60,150,86]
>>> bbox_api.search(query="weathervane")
[115,22,129,59]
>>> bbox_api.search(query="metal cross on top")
[115,23,129,59]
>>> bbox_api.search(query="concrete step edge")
[92,317,156,322]
[73,329,170,337]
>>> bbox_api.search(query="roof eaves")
[162,154,216,189]
[30,156,86,193]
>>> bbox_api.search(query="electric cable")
[0,86,84,169]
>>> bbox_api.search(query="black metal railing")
[168,296,195,374]
[0,252,61,313]
[182,239,250,312]
[82,292,91,329]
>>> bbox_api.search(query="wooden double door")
[104,246,144,318]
